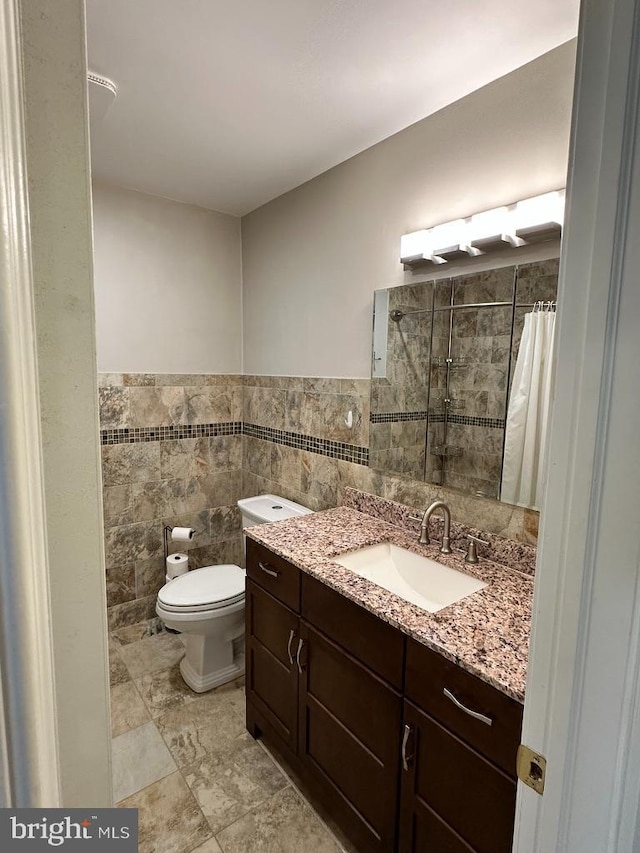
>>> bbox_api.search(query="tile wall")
[369,282,430,479]
[99,374,244,630]
[242,375,371,510]
[99,372,539,629]
[369,259,560,499]
[428,266,516,497]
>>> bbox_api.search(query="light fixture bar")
[400,190,565,268]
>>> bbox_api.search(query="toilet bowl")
[156,563,246,693]
[156,494,312,693]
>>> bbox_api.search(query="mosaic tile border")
[100,420,369,466]
[428,413,506,429]
[370,411,428,423]
[100,422,242,445]
[449,414,505,429]
[243,423,369,466]
[373,410,505,429]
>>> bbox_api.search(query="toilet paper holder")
[163,524,196,563]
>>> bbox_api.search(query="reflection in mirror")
[369,258,559,510]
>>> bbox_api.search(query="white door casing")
[515,0,640,850]
[0,0,61,807]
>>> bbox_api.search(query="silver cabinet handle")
[401,724,413,771]
[286,629,295,665]
[443,688,493,727]
[258,561,279,578]
[295,638,305,674]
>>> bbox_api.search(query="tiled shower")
[369,258,559,499]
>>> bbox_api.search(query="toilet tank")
[237,494,312,528]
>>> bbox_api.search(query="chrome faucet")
[419,501,452,553]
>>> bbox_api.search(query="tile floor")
[109,621,348,853]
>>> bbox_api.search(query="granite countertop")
[245,506,533,703]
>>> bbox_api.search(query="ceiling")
[86,0,579,217]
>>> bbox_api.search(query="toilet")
[156,494,312,693]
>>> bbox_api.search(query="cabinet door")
[245,579,299,751]
[399,700,517,853]
[298,621,402,853]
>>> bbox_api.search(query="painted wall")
[93,183,242,374]
[241,42,576,378]
[19,0,112,806]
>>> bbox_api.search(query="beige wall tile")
[129,386,186,428]
[123,373,156,386]
[108,595,158,632]
[106,564,136,608]
[100,371,536,630]
[104,521,163,570]
[99,386,130,428]
[102,443,161,486]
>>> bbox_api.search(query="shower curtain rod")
[390,300,558,321]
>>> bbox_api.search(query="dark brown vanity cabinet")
[245,539,523,853]
[297,615,403,852]
[246,540,404,852]
[399,640,523,853]
[245,579,299,751]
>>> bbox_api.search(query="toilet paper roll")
[166,552,189,579]
[171,526,196,542]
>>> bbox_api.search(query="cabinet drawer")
[405,639,523,776]
[301,574,405,689]
[246,539,300,612]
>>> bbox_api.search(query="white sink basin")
[333,542,487,613]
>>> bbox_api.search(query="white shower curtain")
[501,309,556,510]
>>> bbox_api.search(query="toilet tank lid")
[237,494,312,524]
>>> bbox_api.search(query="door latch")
[517,744,547,795]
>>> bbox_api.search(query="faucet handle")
[464,534,489,564]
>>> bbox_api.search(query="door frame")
[515,0,640,849]
[0,0,61,807]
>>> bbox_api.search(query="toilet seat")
[158,564,246,613]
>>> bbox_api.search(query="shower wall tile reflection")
[369,282,430,479]
[370,258,560,505]
[428,267,515,498]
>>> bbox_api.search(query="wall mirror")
[369,258,559,510]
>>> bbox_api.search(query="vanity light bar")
[400,190,565,267]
